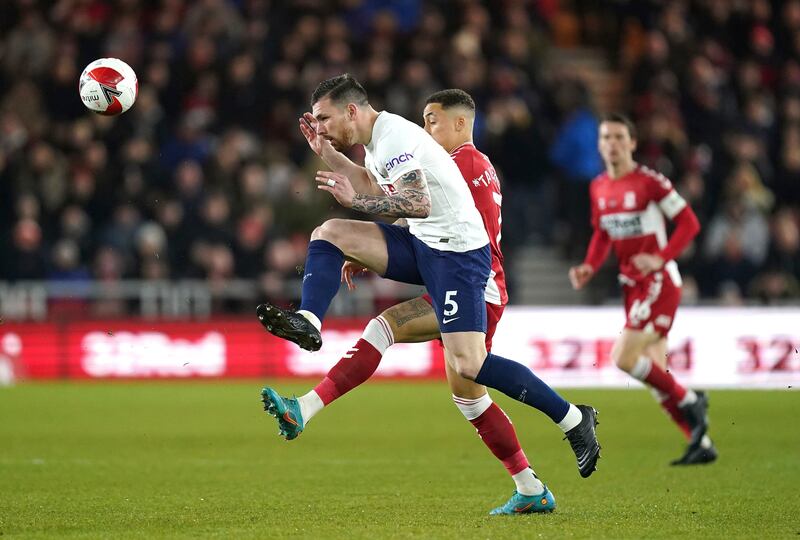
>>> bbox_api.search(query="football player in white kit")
[257,75,601,512]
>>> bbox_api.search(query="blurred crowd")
[596,0,800,304]
[0,0,797,315]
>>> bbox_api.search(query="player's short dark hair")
[425,89,476,112]
[600,113,637,139]
[311,74,369,108]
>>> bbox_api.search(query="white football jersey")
[363,112,489,252]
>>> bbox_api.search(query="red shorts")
[422,294,505,351]
[621,269,681,337]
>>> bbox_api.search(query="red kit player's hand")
[569,263,595,290]
[631,253,664,275]
[341,261,370,291]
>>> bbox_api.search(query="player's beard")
[342,125,356,150]
[328,125,355,152]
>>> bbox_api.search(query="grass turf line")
[0,381,797,538]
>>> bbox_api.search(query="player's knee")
[451,353,481,380]
[311,219,347,246]
[612,346,637,372]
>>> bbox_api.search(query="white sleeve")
[376,129,423,182]
[658,189,687,219]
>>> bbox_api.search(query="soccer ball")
[79,58,138,116]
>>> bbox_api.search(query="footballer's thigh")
[611,328,662,372]
[380,297,441,343]
[311,218,389,275]
[645,337,669,370]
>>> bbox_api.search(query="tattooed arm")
[351,169,432,218]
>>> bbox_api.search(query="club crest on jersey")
[385,152,414,171]
[623,191,637,209]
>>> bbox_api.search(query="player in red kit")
[569,113,716,465]
[262,89,600,515]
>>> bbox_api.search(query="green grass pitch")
[1,381,798,538]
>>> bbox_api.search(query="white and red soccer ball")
[79,58,138,116]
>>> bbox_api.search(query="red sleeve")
[645,167,675,200]
[453,148,496,220]
[452,150,475,185]
[584,228,612,271]
[658,205,700,262]
[584,180,611,271]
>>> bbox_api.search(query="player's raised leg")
[257,219,390,351]
[261,297,435,439]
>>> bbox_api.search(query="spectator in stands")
[549,78,603,257]
[0,0,797,314]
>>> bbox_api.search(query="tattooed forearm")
[351,190,430,217]
[352,169,431,218]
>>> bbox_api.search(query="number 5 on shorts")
[444,290,459,316]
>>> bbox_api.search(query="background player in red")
[263,89,595,515]
[569,113,717,465]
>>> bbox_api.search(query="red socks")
[468,402,530,475]
[313,339,383,405]
[644,361,688,402]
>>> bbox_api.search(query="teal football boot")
[489,486,556,515]
[261,387,305,440]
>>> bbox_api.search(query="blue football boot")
[261,387,305,440]
[489,486,556,515]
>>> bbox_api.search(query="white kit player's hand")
[316,170,356,207]
[631,253,664,275]
[341,261,370,291]
[568,263,595,290]
[299,112,334,156]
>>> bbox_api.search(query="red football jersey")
[589,164,688,283]
[451,142,508,305]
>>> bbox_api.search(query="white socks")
[557,403,583,433]
[452,393,493,421]
[630,357,653,381]
[512,468,545,496]
[362,316,394,354]
[297,390,324,423]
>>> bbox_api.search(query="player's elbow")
[405,198,430,218]
[680,207,701,237]
[415,201,431,218]
[688,211,701,236]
